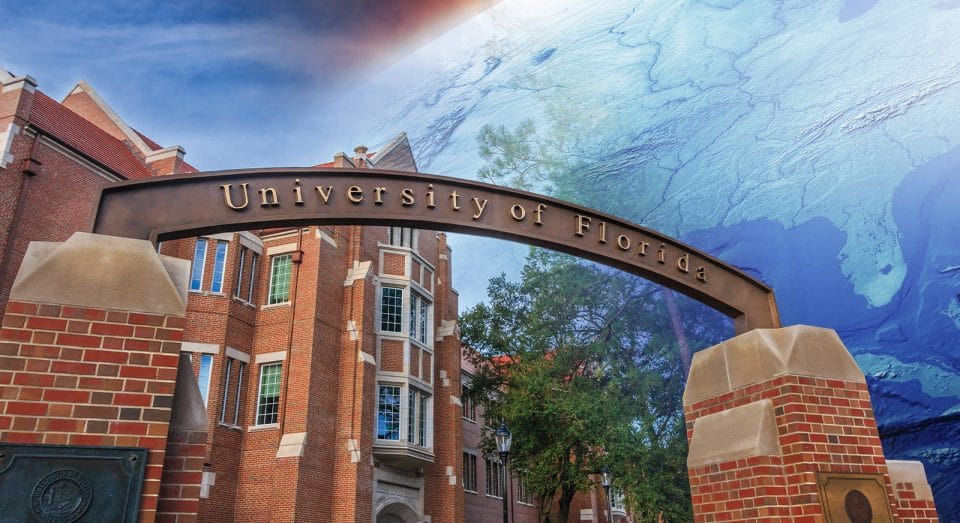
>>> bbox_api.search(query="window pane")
[409,293,417,338]
[211,241,228,293]
[377,385,401,440]
[190,238,207,291]
[268,254,292,305]
[380,288,402,332]
[247,253,259,303]
[234,248,246,298]
[219,358,233,422]
[407,388,417,444]
[418,393,427,446]
[419,297,428,344]
[233,362,245,426]
[256,363,282,425]
[198,354,213,406]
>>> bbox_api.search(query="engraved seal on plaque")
[844,489,873,523]
[30,469,94,523]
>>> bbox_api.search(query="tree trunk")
[556,486,576,523]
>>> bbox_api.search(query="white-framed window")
[485,459,504,498]
[189,238,207,292]
[197,354,213,406]
[255,362,282,425]
[409,292,430,345]
[463,452,478,493]
[211,241,229,293]
[380,287,403,333]
[406,388,430,447]
[267,254,292,305]
[233,247,246,299]
[377,384,402,440]
[387,227,417,251]
[461,379,477,422]
[219,357,233,423]
[234,248,260,303]
[220,356,248,425]
[246,252,259,303]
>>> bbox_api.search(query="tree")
[461,251,726,522]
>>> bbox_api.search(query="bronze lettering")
[696,267,707,282]
[598,221,608,244]
[259,187,279,207]
[638,241,650,256]
[575,215,591,237]
[315,185,333,203]
[617,234,630,251]
[347,185,363,203]
[657,243,666,264]
[471,197,488,220]
[677,253,689,273]
[510,204,526,221]
[293,179,304,205]
[221,183,249,210]
[534,203,546,225]
[401,188,415,206]
[426,184,436,208]
[450,191,461,211]
[374,187,386,204]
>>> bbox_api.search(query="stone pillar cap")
[887,460,935,502]
[687,399,781,468]
[683,325,864,406]
[10,232,188,316]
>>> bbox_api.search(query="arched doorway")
[376,501,419,523]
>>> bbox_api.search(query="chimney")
[353,145,368,168]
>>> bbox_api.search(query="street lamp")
[495,422,512,523]
[600,466,612,523]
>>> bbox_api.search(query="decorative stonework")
[683,325,940,522]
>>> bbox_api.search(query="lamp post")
[600,466,612,523]
[495,422,512,523]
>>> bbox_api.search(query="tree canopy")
[461,250,727,522]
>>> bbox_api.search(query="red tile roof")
[134,129,163,151]
[29,91,154,180]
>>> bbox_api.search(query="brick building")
[0,68,469,522]
[0,67,647,522]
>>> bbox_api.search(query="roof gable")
[370,132,418,172]
[30,91,154,180]
[61,81,153,156]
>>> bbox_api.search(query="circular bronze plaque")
[844,489,873,523]
[30,469,93,523]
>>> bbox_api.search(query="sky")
[0,0,499,169]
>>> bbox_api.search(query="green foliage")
[462,251,725,522]
[467,121,729,521]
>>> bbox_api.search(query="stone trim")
[887,460,935,501]
[686,399,781,468]
[276,432,307,458]
[10,233,188,316]
[266,242,299,256]
[255,350,286,363]
[181,342,219,354]
[225,346,250,363]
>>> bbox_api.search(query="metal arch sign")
[90,167,780,334]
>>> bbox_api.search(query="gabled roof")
[61,81,155,157]
[29,91,154,180]
[369,132,417,172]
[0,66,12,83]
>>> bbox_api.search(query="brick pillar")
[156,355,210,522]
[422,235,464,523]
[0,232,198,522]
[683,325,941,522]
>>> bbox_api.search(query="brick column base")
[0,233,197,522]
[683,325,941,522]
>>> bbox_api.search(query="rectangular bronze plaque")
[0,443,147,523]
[816,472,894,523]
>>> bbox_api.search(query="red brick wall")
[894,480,940,522]
[0,300,185,521]
[685,375,901,522]
[381,339,404,372]
[383,252,405,276]
[157,428,207,523]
